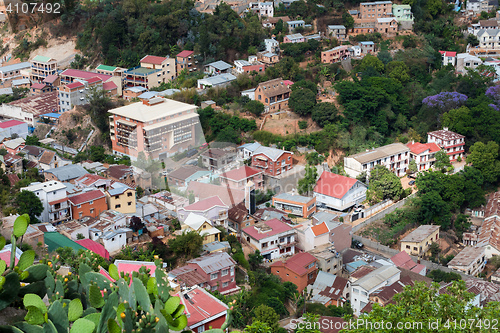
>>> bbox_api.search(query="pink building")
[427,127,465,162]
[321,45,350,64]
[219,166,264,190]
[185,252,239,294]
[283,33,305,43]
[181,286,229,332]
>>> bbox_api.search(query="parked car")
[186,148,198,157]
[352,239,364,249]
[199,143,208,149]
[408,180,416,186]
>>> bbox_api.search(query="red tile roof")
[390,251,425,273]
[68,189,105,206]
[43,75,59,84]
[0,119,25,128]
[271,252,316,276]
[84,77,102,84]
[311,222,329,236]
[76,239,110,259]
[439,51,457,57]
[406,141,441,155]
[31,83,47,89]
[177,50,194,58]
[220,166,262,182]
[0,249,19,267]
[66,81,85,89]
[103,81,117,91]
[182,195,227,212]
[140,55,168,65]
[313,171,358,199]
[114,260,157,276]
[180,286,228,329]
[243,218,293,241]
[60,69,112,82]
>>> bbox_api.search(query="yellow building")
[181,213,221,245]
[105,182,136,214]
[400,225,440,257]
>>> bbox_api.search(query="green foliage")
[408,159,418,174]
[298,120,308,130]
[298,164,318,195]
[466,141,500,184]
[14,191,43,224]
[311,103,339,127]
[252,305,279,333]
[248,250,264,271]
[304,302,353,317]
[359,54,385,73]
[198,107,257,143]
[342,11,354,29]
[427,269,462,283]
[168,230,203,259]
[434,150,452,171]
[289,89,317,116]
[367,165,404,204]
[245,100,265,117]
[244,320,272,333]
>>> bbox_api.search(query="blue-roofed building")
[44,164,87,183]
[197,73,236,89]
[238,142,262,159]
[345,260,368,273]
[138,91,159,100]
[40,112,61,125]
[204,60,232,75]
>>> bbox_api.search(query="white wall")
[102,233,127,254]
[304,227,330,251]
[1,104,36,127]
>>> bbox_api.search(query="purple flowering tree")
[422,92,468,113]
[486,85,500,111]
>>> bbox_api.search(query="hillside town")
[0,0,500,331]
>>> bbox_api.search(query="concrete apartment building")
[447,247,486,276]
[327,25,347,41]
[272,192,316,218]
[358,1,393,21]
[30,55,57,82]
[219,166,264,190]
[68,189,108,219]
[350,265,400,316]
[109,97,200,161]
[242,218,296,260]
[105,182,136,214]
[201,148,237,171]
[0,62,31,83]
[255,78,291,113]
[1,91,58,127]
[321,45,351,64]
[58,77,103,112]
[392,4,414,29]
[21,181,72,224]
[375,17,398,34]
[344,143,410,178]
[477,190,500,258]
[176,50,197,74]
[95,64,125,77]
[270,252,318,292]
[427,127,465,162]
[477,29,500,50]
[400,225,440,257]
[124,55,176,89]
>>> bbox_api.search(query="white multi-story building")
[248,2,274,17]
[21,181,72,224]
[456,53,483,73]
[264,38,280,54]
[406,141,442,172]
[447,247,486,276]
[58,77,103,112]
[427,127,465,162]
[344,143,410,178]
[477,29,500,50]
[242,218,296,260]
[350,265,400,316]
[439,51,457,67]
[313,171,367,211]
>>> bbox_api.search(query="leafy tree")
[0,148,7,156]
[429,270,462,283]
[454,213,471,239]
[342,11,354,29]
[76,233,85,240]
[168,230,203,259]
[248,250,264,270]
[467,34,479,47]
[429,242,440,260]
[252,305,279,333]
[298,120,308,130]
[289,89,317,116]
[434,149,452,171]
[359,54,384,73]
[466,141,500,183]
[408,159,418,174]
[244,321,272,333]
[387,61,410,83]
[136,186,144,198]
[25,135,40,146]
[245,100,265,117]
[416,191,451,229]
[298,164,318,195]
[129,216,145,232]
[366,165,404,204]
[377,49,393,65]
[15,190,44,224]
[311,103,339,127]
[295,313,321,333]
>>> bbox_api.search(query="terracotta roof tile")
[311,222,329,236]
[68,189,106,206]
[313,171,359,199]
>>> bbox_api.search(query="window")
[413,247,418,251]
[90,208,94,215]
[127,192,133,197]
[79,212,83,218]
[115,204,121,209]
[406,245,410,249]
[210,273,218,280]
[211,285,217,291]
[222,269,229,276]
[115,195,120,199]
[77,204,81,208]
[198,326,205,333]
[89,200,93,205]
[222,281,229,288]
[262,242,268,248]
[128,202,132,206]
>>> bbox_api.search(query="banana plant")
[0,214,50,311]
